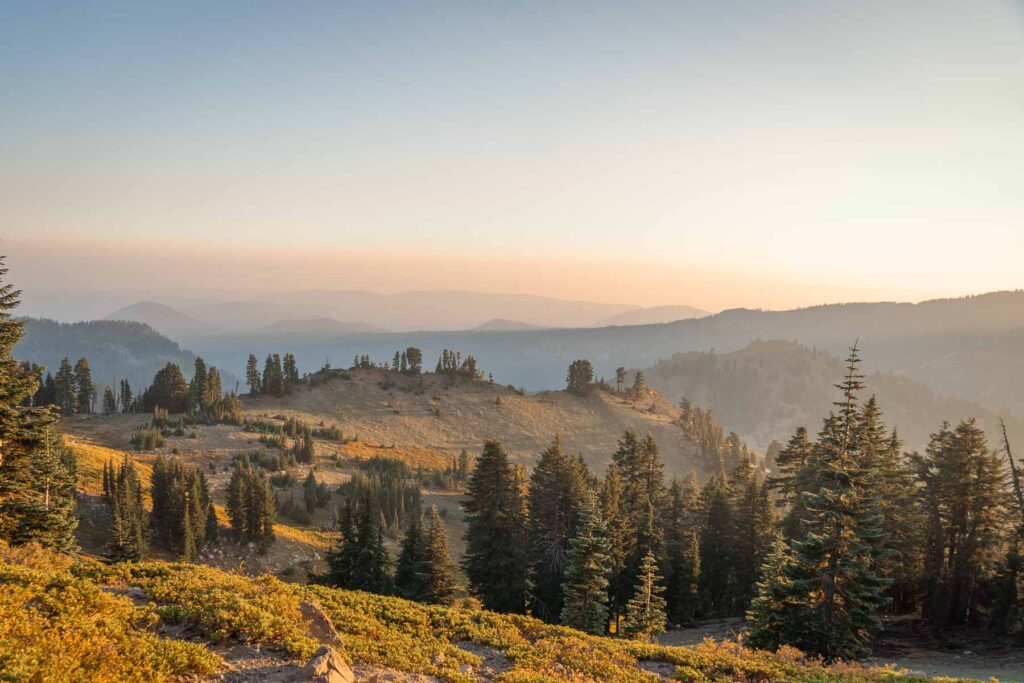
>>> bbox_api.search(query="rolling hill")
[246,367,718,479]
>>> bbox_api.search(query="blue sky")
[2,1,1023,308]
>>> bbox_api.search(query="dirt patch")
[454,641,511,679]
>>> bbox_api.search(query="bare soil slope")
[248,368,711,478]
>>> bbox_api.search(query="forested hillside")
[13,318,229,395]
[644,340,1024,452]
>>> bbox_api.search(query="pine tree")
[527,436,588,621]
[917,419,1007,626]
[565,359,594,395]
[282,353,299,392]
[395,512,429,600]
[107,455,147,562]
[205,500,219,544]
[142,363,190,413]
[664,474,701,625]
[325,496,391,593]
[614,367,626,394]
[119,379,133,413]
[858,399,921,614]
[462,440,528,613]
[423,506,457,604]
[54,357,75,415]
[102,386,117,414]
[622,551,667,640]
[202,366,222,416]
[0,259,79,551]
[190,357,207,414]
[698,472,734,615]
[610,431,667,621]
[246,354,261,397]
[727,455,774,611]
[748,345,889,660]
[560,490,611,634]
[769,427,814,541]
[747,538,799,651]
[602,466,632,631]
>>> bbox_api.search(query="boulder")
[297,645,353,683]
[300,601,344,649]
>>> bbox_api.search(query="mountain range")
[98,290,710,337]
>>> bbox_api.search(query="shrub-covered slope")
[0,542,982,683]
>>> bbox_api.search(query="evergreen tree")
[560,490,611,634]
[282,353,299,391]
[0,258,79,551]
[102,386,117,414]
[73,357,95,413]
[747,538,800,651]
[527,436,588,621]
[565,359,594,395]
[748,345,889,660]
[395,512,429,600]
[202,366,222,416]
[622,551,667,640]
[404,347,423,374]
[54,357,75,415]
[119,379,133,413]
[205,500,219,544]
[325,496,391,593]
[858,399,922,614]
[106,455,147,562]
[611,430,667,615]
[631,370,646,395]
[727,455,774,611]
[916,419,1007,625]
[462,440,528,613]
[769,427,814,541]
[246,354,261,397]
[149,456,213,558]
[142,363,189,413]
[698,472,734,615]
[423,506,457,604]
[602,466,632,630]
[614,367,626,394]
[664,474,701,625]
[189,357,207,414]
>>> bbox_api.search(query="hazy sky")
[3,1,1023,310]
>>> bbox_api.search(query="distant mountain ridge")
[104,301,205,338]
[475,318,548,331]
[596,304,709,326]
[99,289,709,335]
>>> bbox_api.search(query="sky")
[2,1,1023,311]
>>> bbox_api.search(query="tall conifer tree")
[462,440,528,613]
